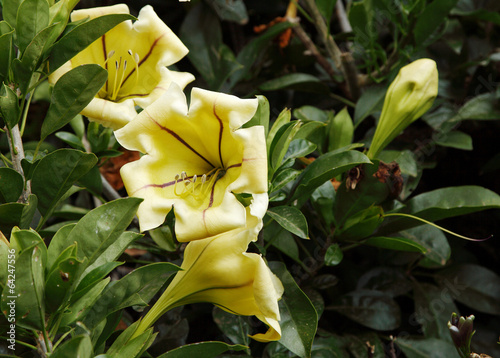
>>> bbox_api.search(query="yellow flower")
[367,58,438,158]
[115,83,268,241]
[49,4,194,130]
[132,210,283,342]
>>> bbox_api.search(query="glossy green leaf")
[2,0,22,28]
[0,83,20,129]
[267,108,291,152]
[212,307,251,346]
[47,0,79,41]
[269,121,302,172]
[284,139,317,162]
[50,335,93,358]
[0,167,24,204]
[396,338,460,358]
[1,243,45,330]
[72,261,122,303]
[336,206,384,241]
[324,244,343,266]
[294,106,329,123]
[105,320,154,358]
[50,198,141,268]
[46,223,76,269]
[380,186,500,235]
[267,206,308,239]
[243,95,270,136]
[271,168,301,193]
[16,0,49,53]
[435,130,473,150]
[400,225,451,267]
[363,236,427,253]
[413,282,458,342]
[0,23,14,80]
[414,0,458,45]
[83,263,181,330]
[158,341,248,358]
[263,221,299,261]
[41,64,107,140]
[356,267,412,297]
[354,85,385,126]
[259,73,328,93]
[0,202,25,233]
[48,14,135,73]
[31,149,98,217]
[55,131,85,150]
[328,107,353,152]
[270,262,318,358]
[149,226,177,252]
[331,289,401,331]
[290,150,372,203]
[434,264,500,315]
[450,92,500,122]
[20,194,38,230]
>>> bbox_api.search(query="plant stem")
[5,124,31,203]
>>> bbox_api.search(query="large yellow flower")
[132,211,283,342]
[49,4,194,130]
[115,83,268,241]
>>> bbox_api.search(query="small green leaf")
[271,168,301,193]
[401,225,451,267]
[50,335,93,358]
[0,167,24,203]
[270,262,318,358]
[0,23,14,81]
[324,244,343,266]
[158,341,248,358]
[354,84,386,126]
[0,83,20,129]
[331,289,401,331]
[396,338,460,358]
[269,121,302,172]
[15,0,49,53]
[435,130,473,150]
[212,307,251,346]
[41,64,107,140]
[414,0,459,45]
[263,221,299,261]
[316,0,337,29]
[363,236,427,253]
[267,206,308,239]
[31,148,98,217]
[2,0,22,28]
[48,14,135,73]
[293,106,329,123]
[207,0,248,24]
[243,95,269,136]
[259,73,328,93]
[267,108,291,153]
[0,202,26,233]
[55,131,85,150]
[328,107,353,152]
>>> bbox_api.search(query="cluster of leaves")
[1,0,500,357]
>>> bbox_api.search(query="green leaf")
[0,23,14,81]
[380,186,500,234]
[290,150,371,203]
[395,338,460,358]
[316,0,337,29]
[82,263,180,330]
[55,131,85,151]
[269,121,302,172]
[267,108,291,153]
[324,244,343,266]
[354,84,386,126]
[414,0,459,45]
[50,335,93,358]
[435,130,473,150]
[46,223,76,270]
[336,206,384,241]
[41,64,108,140]
[158,341,248,358]
[16,0,49,53]
[0,83,20,129]
[293,106,329,123]
[356,267,412,297]
[270,262,318,358]
[328,107,353,152]
[271,168,300,194]
[149,226,177,252]
[207,0,248,24]
[20,194,38,229]
[434,264,500,315]
[378,150,418,177]
[72,261,122,303]
[349,0,376,47]
[31,149,98,217]
[400,225,451,267]
[48,14,135,73]
[212,307,251,347]
[363,236,427,253]
[49,198,141,268]
[263,221,299,261]
[331,289,401,331]
[1,241,45,330]
[2,0,22,28]
[0,167,24,203]
[243,95,269,136]
[267,206,308,239]
[450,92,500,122]
[0,202,25,233]
[259,73,328,93]
[106,321,155,358]
[413,282,458,342]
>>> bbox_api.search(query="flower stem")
[5,124,31,203]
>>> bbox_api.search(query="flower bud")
[367,59,438,158]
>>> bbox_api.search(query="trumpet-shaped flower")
[367,59,438,158]
[49,4,194,130]
[115,83,267,241]
[132,212,283,342]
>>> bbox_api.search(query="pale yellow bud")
[367,59,438,158]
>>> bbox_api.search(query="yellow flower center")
[173,168,226,201]
[98,49,141,102]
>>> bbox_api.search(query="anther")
[192,175,197,183]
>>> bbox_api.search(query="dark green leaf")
[267,206,308,239]
[290,150,371,203]
[2,0,22,28]
[259,73,328,93]
[270,262,318,358]
[20,194,38,230]
[293,106,329,123]
[77,165,103,197]
[328,107,353,152]
[263,221,299,261]
[213,306,251,346]
[267,108,291,152]
[354,85,385,126]
[0,83,20,129]
[55,131,85,151]
[83,262,180,330]
[41,64,107,140]
[271,168,300,193]
[31,149,98,217]
[269,121,302,172]
[396,338,460,358]
[363,236,427,253]
[349,0,376,46]
[0,167,24,203]
[435,131,473,150]
[331,290,400,331]
[324,244,343,266]
[414,0,459,45]
[48,14,135,73]
[50,335,93,358]
[243,95,269,136]
[72,261,122,303]
[316,0,337,29]
[207,0,248,24]
[0,23,14,80]
[158,341,247,358]
[400,225,451,267]
[105,320,155,358]
[413,282,458,342]
[434,264,500,315]
[356,267,412,297]
[16,0,49,53]
[0,202,25,233]
[450,93,500,122]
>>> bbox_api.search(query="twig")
[6,124,31,203]
[336,0,352,33]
